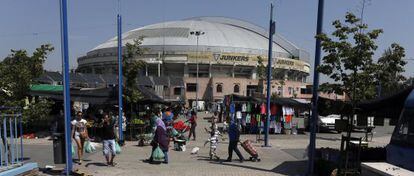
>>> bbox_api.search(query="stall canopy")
[357,86,414,119]
[29,84,168,105]
[317,97,352,116]
[316,86,414,118]
[30,86,116,104]
[136,85,170,105]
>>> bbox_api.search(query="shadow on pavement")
[85,162,108,167]
[271,160,307,175]
[210,159,307,176]
[316,136,341,141]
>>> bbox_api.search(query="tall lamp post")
[264,3,275,147]
[308,0,325,175]
[190,30,205,112]
[117,10,124,144]
[59,0,72,175]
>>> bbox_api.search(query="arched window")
[216,84,223,93]
[234,84,240,93]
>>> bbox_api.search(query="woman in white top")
[71,111,89,165]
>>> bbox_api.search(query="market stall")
[222,94,309,136]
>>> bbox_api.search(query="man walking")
[101,113,117,166]
[225,122,244,162]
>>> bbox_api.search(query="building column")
[209,62,212,78]
[232,63,236,78]
[145,64,148,76]
[251,66,257,79]
[184,62,189,77]
[157,62,161,77]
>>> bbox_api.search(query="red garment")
[189,115,197,125]
[260,103,266,115]
[285,115,292,123]
[270,104,278,115]
[251,115,257,126]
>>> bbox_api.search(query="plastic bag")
[115,142,122,154]
[72,144,75,157]
[84,141,96,153]
[152,146,165,161]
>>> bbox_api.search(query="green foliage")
[316,12,383,102]
[0,44,54,106]
[376,43,407,96]
[122,38,147,104]
[257,56,267,80]
[22,98,54,124]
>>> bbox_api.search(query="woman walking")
[145,116,170,164]
[71,111,89,165]
[188,111,197,141]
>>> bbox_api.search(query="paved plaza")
[24,113,393,176]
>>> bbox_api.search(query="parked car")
[304,114,342,133]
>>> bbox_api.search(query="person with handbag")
[71,111,89,165]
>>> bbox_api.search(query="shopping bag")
[84,141,96,153]
[152,146,165,161]
[71,144,75,157]
[115,142,122,154]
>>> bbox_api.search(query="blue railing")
[0,107,24,172]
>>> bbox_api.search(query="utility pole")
[264,3,275,147]
[190,30,204,112]
[308,0,324,175]
[59,0,72,175]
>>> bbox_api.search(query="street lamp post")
[190,30,205,112]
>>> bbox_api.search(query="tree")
[0,45,54,126]
[0,44,54,105]
[376,43,407,96]
[122,38,147,104]
[317,12,383,103]
[23,98,54,127]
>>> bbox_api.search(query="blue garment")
[228,123,240,142]
[230,103,235,114]
[162,111,174,123]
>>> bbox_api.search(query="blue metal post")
[9,117,15,164]
[59,0,72,174]
[3,118,8,166]
[264,3,275,147]
[0,115,3,167]
[117,14,124,142]
[19,112,23,161]
[308,0,324,175]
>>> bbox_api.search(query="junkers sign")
[213,53,249,62]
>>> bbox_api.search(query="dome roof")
[90,17,308,61]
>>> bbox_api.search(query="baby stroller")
[240,139,261,162]
[172,120,190,151]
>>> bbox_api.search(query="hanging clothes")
[246,114,251,124]
[260,103,266,115]
[230,103,235,114]
[236,111,242,119]
[246,102,251,113]
[241,103,247,112]
[270,104,278,115]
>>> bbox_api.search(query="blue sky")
[1,0,413,81]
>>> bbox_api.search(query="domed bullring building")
[77,17,312,105]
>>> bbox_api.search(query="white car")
[317,114,341,132]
